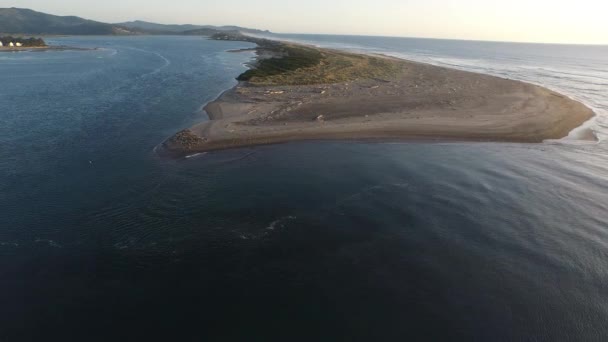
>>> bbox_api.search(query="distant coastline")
[0,45,96,53]
[159,34,595,157]
[0,8,271,37]
[0,35,90,52]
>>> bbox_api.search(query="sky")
[2,0,607,44]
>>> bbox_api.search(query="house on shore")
[0,37,47,48]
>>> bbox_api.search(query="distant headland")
[0,8,270,36]
[0,36,45,47]
[0,35,57,52]
[0,35,95,52]
[160,32,595,157]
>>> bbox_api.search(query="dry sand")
[162,52,595,156]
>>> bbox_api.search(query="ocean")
[1,35,608,341]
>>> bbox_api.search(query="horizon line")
[3,6,607,46]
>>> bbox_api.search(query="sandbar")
[161,38,595,157]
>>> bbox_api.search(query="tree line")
[0,36,47,47]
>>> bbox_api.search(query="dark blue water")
[2,36,608,341]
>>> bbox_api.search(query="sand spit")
[161,41,594,157]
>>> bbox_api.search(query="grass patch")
[241,45,406,86]
[213,33,406,86]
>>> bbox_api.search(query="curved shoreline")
[372,52,599,142]
[0,45,94,52]
[159,41,595,157]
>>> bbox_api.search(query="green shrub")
[238,45,323,81]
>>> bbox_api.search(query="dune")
[160,37,595,157]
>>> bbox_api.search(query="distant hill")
[214,26,271,35]
[0,8,270,36]
[0,8,140,35]
[117,20,205,33]
[182,28,232,36]
[118,20,271,35]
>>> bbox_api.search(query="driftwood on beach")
[161,34,595,157]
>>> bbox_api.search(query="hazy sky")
[2,0,607,44]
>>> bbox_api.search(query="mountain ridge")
[117,20,270,35]
[0,8,270,36]
[0,8,140,35]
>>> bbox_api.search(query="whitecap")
[266,216,297,230]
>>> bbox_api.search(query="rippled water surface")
[1,36,608,341]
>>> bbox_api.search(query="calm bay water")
[1,36,608,341]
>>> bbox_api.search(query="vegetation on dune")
[320,54,400,84]
[212,32,406,86]
[244,48,406,86]
[237,45,323,82]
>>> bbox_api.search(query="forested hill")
[117,20,270,35]
[0,8,270,36]
[0,8,140,35]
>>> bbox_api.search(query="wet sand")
[161,46,595,157]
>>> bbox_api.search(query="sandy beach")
[161,41,595,157]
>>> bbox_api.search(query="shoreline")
[159,38,596,158]
[0,45,94,52]
[367,52,599,142]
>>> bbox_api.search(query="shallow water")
[1,36,608,341]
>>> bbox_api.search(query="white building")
[9,42,14,47]
[0,41,3,47]
[15,42,22,47]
